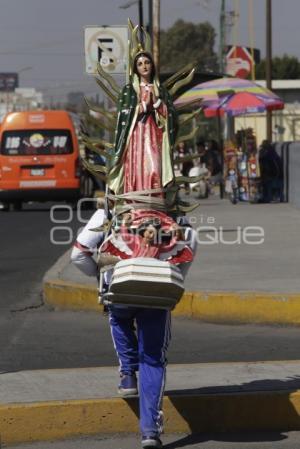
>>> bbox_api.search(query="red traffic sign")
[226,46,254,79]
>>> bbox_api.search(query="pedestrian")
[259,140,283,203]
[71,206,196,449]
[202,139,223,189]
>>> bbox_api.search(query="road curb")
[1,390,300,444]
[43,278,300,325]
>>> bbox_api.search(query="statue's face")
[136,56,152,80]
[143,225,157,243]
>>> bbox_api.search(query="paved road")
[0,203,86,311]
[3,307,300,372]
[2,205,300,373]
[6,432,300,449]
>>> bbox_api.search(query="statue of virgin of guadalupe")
[108,50,178,198]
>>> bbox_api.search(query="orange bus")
[0,110,86,210]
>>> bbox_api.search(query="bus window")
[1,129,73,156]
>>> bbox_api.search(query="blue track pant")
[109,306,171,436]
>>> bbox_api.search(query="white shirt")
[71,209,106,278]
[77,209,106,251]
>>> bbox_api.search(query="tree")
[255,54,300,79]
[160,19,218,73]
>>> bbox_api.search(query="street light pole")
[266,0,272,141]
[152,0,160,74]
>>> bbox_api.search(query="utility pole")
[219,0,226,73]
[138,0,144,28]
[218,0,226,199]
[266,0,272,141]
[152,0,160,74]
[148,0,153,45]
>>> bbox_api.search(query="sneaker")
[118,372,138,397]
[141,435,162,448]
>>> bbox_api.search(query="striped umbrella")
[175,77,284,117]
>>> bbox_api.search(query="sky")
[0,0,298,103]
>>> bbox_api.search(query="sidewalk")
[44,198,300,325]
[2,360,300,445]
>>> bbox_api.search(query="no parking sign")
[84,26,127,75]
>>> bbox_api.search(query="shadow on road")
[163,431,288,449]
[163,376,300,448]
